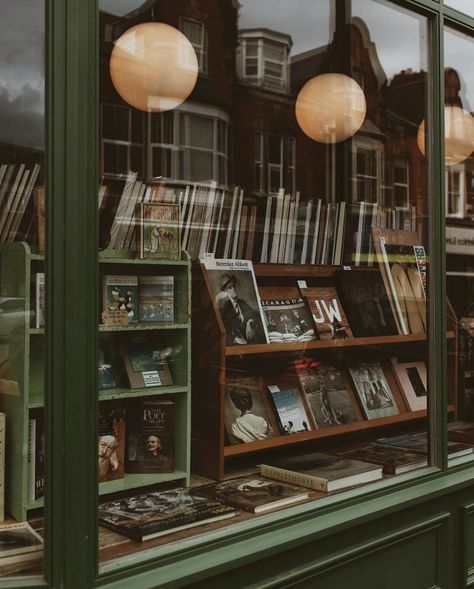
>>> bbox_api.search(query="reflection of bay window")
[446,164,466,218]
[351,136,383,203]
[180,18,208,74]
[255,131,295,195]
[149,103,229,186]
[393,158,410,208]
[101,103,145,177]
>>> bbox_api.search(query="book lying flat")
[376,433,474,459]
[0,522,43,565]
[260,452,383,493]
[336,444,427,475]
[191,475,309,513]
[98,488,239,542]
[448,421,474,445]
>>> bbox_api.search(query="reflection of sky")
[0,1,45,148]
[445,28,474,113]
[99,0,154,17]
[445,0,474,17]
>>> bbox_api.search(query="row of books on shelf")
[224,357,426,447]
[98,426,474,543]
[99,175,419,266]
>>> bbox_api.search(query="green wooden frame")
[3,0,472,587]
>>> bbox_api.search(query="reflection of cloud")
[0,85,44,149]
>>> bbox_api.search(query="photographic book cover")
[299,286,353,340]
[268,386,312,435]
[138,275,174,323]
[202,258,268,346]
[126,399,175,474]
[102,275,139,324]
[121,335,174,389]
[259,286,319,343]
[98,403,125,483]
[136,203,180,260]
[391,360,427,412]
[347,361,399,419]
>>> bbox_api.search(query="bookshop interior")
[1,0,474,585]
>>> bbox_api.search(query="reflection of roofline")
[291,45,327,64]
[238,28,293,48]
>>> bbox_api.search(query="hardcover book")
[335,269,398,337]
[98,404,126,483]
[259,286,318,343]
[27,419,36,502]
[268,386,313,435]
[260,452,383,492]
[299,286,353,340]
[448,421,474,444]
[391,360,427,411]
[121,335,174,389]
[138,275,174,323]
[376,433,474,459]
[191,475,309,513]
[126,399,175,474]
[295,360,358,429]
[102,275,139,324]
[224,373,276,444]
[135,202,180,260]
[202,258,268,346]
[34,411,45,500]
[347,361,399,419]
[336,444,427,475]
[98,488,239,542]
[0,522,43,563]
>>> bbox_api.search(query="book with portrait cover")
[202,258,269,346]
[138,275,174,323]
[335,443,427,475]
[335,269,398,337]
[135,203,180,260]
[347,361,399,419]
[224,372,276,444]
[98,488,239,542]
[98,403,125,483]
[126,399,174,474]
[299,285,353,340]
[295,359,358,429]
[121,335,173,388]
[102,275,139,324]
[391,360,427,412]
[191,475,309,513]
[259,286,318,343]
[260,452,383,492]
[268,386,313,435]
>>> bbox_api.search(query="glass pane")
[0,0,46,578]
[445,0,474,17]
[444,26,474,466]
[98,0,433,574]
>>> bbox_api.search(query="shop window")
[351,137,383,203]
[446,164,466,218]
[180,18,208,74]
[255,131,295,195]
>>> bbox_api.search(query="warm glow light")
[295,73,367,143]
[417,106,474,166]
[109,22,199,112]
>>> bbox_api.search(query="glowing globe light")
[295,73,367,143]
[417,106,474,166]
[109,22,199,112]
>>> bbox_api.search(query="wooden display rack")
[192,262,458,481]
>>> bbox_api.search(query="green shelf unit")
[98,470,189,496]
[98,323,189,332]
[99,385,188,402]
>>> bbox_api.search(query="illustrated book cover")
[98,403,126,483]
[295,359,358,429]
[126,399,174,474]
[268,386,313,435]
[258,286,318,343]
[0,522,43,563]
[260,452,383,492]
[347,361,399,419]
[135,202,180,260]
[224,372,276,444]
[202,258,268,346]
[391,360,427,411]
[121,335,173,389]
[191,475,309,513]
[299,285,353,340]
[138,275,174,323]
[102,275,138,325]
[335,443,427,475]
[98,488,239,542]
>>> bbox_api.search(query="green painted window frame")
[15,0,472,587]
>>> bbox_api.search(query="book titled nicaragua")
[299,285,353,340]
[126,399,175,474]
[121,335,174,388]
[98,488,239,542]
[260,452,383,492]
[268,386,313,435]
[135,202,180,260]
[138,275,174,323]
[191,475,309,513]
[259,286,319,344]
[102,275,139,324]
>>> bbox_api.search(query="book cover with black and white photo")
[391,360,427,412]
[138,275,174,323]
[202,258,268,346]
[98,403,126,483]
[0,522,43,563]
[268,386,313,435]
[259,286,318,344]
[121,334,174,389]
[295,360,358,429]
[347,361,399,419]
[299,285,353,340]
[126,399,174,474]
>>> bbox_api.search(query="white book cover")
[278,193,291,263]
[199,183,217,256]
[182,185,197,252]
[211,190,225,255]
[288,191,300,263]
[231,189,244,260]
[260,195,273,263]
[269,188,285,263]
[354,201,365,266]
[222,186,239,259]
[300,200,312,264]
[35,273,46,329]
[310,199,322,265]
[108,172,137,248]
[123,181,147,250]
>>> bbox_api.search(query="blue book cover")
[269,387,312,435]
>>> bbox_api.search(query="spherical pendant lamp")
[295,73,367,143]
[109,22,199,112]
[417,105,474,166]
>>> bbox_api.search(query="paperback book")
[191,475,309,513]
[121,335,174,388]
[126,399,174,474]
[102,275,139,324]
[138,275,174,323]
[0,522,43,564]
[347,361,399,419]
[300,286,353,340]
[98,403,126,483]
[391,360,427,411]
[336,444,427,475]
[98,488,239,542]
[135,202,180,260]
[268,386,312,435]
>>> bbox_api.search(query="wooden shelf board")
[98,470,188,496]
[99,251,189,266]
[99,385,188,401]
[253,263,338,278]
[99,323,189,332]
[28,328,45,335]
[224,406,456,457]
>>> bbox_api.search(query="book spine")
[0,413,5,519]
[260,464,327,492]
[27,419,36,503]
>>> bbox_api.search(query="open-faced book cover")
[391,360,427,412]
[135,202,180,260]
[191,475,309,513]
[138,275,174,323]
[121,335,173,389]
[98,488,239,542]
[268,385,313,435]
[347,360,399,419]
[299,285,353,340]
[260,452,383,492]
